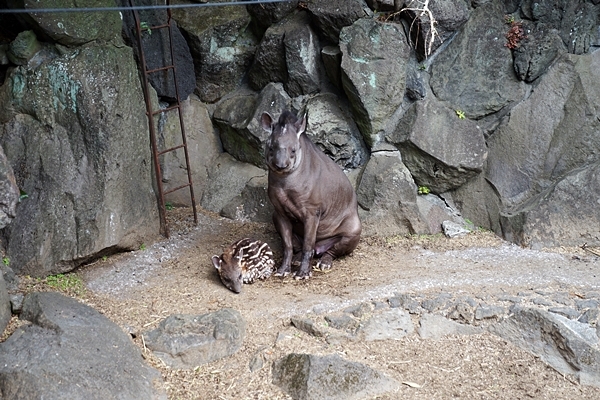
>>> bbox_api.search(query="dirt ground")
[18,207,600,399]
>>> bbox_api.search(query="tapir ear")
[296,114,307,138]
[211,255,222,271]
[261,112,274,132]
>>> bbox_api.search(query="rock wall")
[1,0,600,276]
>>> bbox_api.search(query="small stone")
[532,297,554,307]
[325,314,360,332]
[576,299,600,310]
[421,293,452,312]
[447,302,475,323]
[475,305,506,320]
[548,307,580,320]
[389,293,422,314]
[442,220,470,238]
[578,308,599,325]
[9,293,24,314]
[249,348,267,372]
[291,317,327,337]
[550,293,573,306]
[585,291,600,299]
[497,295,522,303]
[343,302,374,318]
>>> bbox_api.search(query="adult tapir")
[261,110,361,280]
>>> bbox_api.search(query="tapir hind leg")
[314,232,360,270]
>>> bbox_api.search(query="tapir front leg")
[295,214,318,280]
[273,212,294,277]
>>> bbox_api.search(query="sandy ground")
[18,207,600,399]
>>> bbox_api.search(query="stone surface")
[389,95,487,193]
[0,292,166,399]
[0,273,10,334]
[418,313,483,340]
[339,18,411,148]
[0,145,18,229]
[305,0,370,45]
[144,308,246,369]
[172,1,258,103]
[119,0,196,102]
[430,1,527,119]
[0,44,159,277]
[357,150,428,236]
[490,305,600,387]
[360,308,414,341]
[272,353,399,400]
[158,95,221,207]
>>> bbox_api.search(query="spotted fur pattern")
[211,238,275,293]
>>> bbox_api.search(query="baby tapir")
[261,110,361,280]
[211,238,275,293]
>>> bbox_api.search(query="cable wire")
[0,0,296,14]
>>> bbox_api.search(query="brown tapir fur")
[261,110,361,280]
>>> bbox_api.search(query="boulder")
[12,0,122,46]
[305,0,370,44]
[246,0,299,37]
[213,83,291,168]
[172,1,258,103]
[158,95,221,207]
[143,309,246,369]
[401,0,471,60]
[0,44,159,277]
[486,52,600,210]
[430,1,527,119]
[272,353,399,400]
[357,150,429,236]
[0,273,10,335]
[388,94,487,193]
[304,93,368,170]
[0,292,166,399]
[6,30,41,66]
[500,162,600,248]
[282,12,321,97]
[339,18,411,148]
[0,145,18,230]
[513,24,564,82]
[119,0,196,102]
[489,305,600,387]
[200,152,266,214]
[247,17,289,91]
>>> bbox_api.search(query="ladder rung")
[163,182,191,195]
[151,104,180,116]
[159,143,186,156]
[146,65,175,74]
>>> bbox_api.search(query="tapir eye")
[238,273,242,280]
[291,148,297,155]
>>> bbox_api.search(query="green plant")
[139,243,147,251]
[42,273,85,295]
[140,21,151,35]
[504,14,515,24]
[455,110,466,119]
[19,189,28,202]
[2,257,9,266]
[165,202,173,211]
[102,255,108,262]
[418,64,427,71]
[418,186,430,195]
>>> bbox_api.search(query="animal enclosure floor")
[66,208,600,398]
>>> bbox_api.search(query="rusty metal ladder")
[130,1,198,238]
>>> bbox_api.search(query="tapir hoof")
[274,266,291,277]
[315,254,333,271]
[293,269,312,280]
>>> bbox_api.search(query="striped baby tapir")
[211,238,276,293]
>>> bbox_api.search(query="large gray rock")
[357,150,429,236]
[200,152,266,214]
[158,95,221,207]
[388,95,487,193]
[0,145,18,230]
[513,24,564,82]
[430,1,527,119]
[213,83,291,168]
[306,0,370,44]
[144,309,246,369]
[486,52,600,210]
[119,0,196,101]
[0,44,159,277]
[359,308,414,341]
[272,353,399,400]
[489,305,600,387]
[283,12,321,97]
[172,1,258,103]
[0,273,10,335]
[247,17,289,91]
[246,0,299,37]
[0,292,166,399]
[304,93,368,170]
[339,18,411,148]
[11,0,122,46]
[500,162,600,248]
[401,0,471,60]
